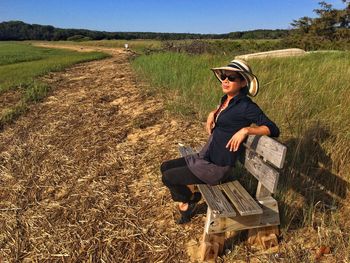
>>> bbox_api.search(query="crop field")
[0,40,349,262]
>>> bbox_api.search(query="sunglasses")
[219,74,241,82]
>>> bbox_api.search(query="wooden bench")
[179,135,287,261]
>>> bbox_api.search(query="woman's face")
[220,71,247,96]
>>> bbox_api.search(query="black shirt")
[204,92,280,166]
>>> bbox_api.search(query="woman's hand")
[206,111,215,135]
[226,128,249,152]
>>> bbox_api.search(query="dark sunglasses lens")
[219,74,227,81]
[219,73,239,82]
[228,76,237,82]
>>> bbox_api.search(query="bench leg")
[200,208,225,261]
[200,232,225,261]
[247,225,279,249]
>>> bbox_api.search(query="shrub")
[67,35,92,42]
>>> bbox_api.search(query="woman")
[161,59,280,224]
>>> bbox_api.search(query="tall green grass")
[0,42,108,93]
[134,51,350,181]
[0,42,109,126]
[132,51,350,255]
[132,52,225,117]
[132,51,350,144]
[0,42,46,65]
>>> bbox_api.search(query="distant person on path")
[160,59,280,224]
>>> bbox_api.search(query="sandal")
[176,192,202,224]
[190,192,202,204]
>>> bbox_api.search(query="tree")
[291,16,313,34]
[285,1,350,50]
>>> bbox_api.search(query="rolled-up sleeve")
[244,102,280,137]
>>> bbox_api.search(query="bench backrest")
[242,135,287,194]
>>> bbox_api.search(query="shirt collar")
[220,92,246,105]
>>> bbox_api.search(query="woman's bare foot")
[178,202,189,211]
[175,192,202,224]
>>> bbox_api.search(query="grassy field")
[1,39,349,260]
[132,50,350,260]
[0,42,108,127]
[30,38,284,55]
[29,39,162,53]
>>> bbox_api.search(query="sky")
[0,0,347,34]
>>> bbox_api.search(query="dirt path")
[0,46,208,261]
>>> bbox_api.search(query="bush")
[160,39,285,56]
[67,35,91,42]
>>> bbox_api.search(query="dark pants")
[161,157,204,203]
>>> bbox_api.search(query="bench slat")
[198,184,236,217]
[244,148,280,193]
[245,135,287,169]
[178,145,236,217]
[207,196,280,234]
[220,181,263,216]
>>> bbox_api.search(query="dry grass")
[1,42,349,262]
[0,48,209,262]
[0,42,108,128]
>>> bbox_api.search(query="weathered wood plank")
[245,135,287,169]
[201,208,225,261]
[244,148,280,193]
[247,225,279,249]
[179,145,235,217]
[178,145,197,194]
[203,207,214,234]
[207,196,279,234]
[220,181,263,216]
[198,184,236,218]
[256,182,271,199]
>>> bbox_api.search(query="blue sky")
[0,0,347,34]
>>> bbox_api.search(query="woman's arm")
[226,125,270,152]
[206,109,217,135]
[244,101,280,138]
[226,100,279,152]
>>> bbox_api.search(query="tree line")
[0,21,288,41]
[0,1,349,50]
[283,1,350,50]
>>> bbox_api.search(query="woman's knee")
[160,161,169,174]
[160,158,187,186]
[161,170,171,186]
[160,157,186,174]
[161,161,174,187]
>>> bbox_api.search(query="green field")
[31,38,284,55]
[0,42,108,126]
[132,50,350,258]
[30,39,162,53]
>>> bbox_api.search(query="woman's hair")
[237,73,245,81]
[238,72,249,95]
[240,86,249,95]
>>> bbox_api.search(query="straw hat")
[211,59,259,97]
